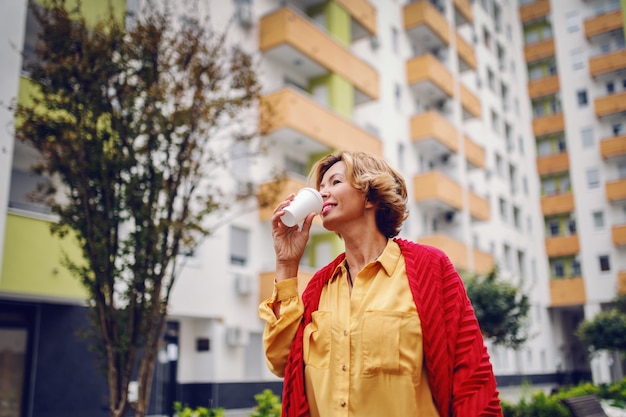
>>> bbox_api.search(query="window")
[538,140,552,156]
[568,219,576,234]
[487,68,496,92]
[483,26,492,49]
[592,211,604,229]
[513,206,521,228]
[613,123,624,136]
[525,30,539,44]
[572,259,581,276]
[581,127,594,148]
[586,168,600,189]
[518,136,524,155]
[557,136,567,152]
[619,161,626,179]
[391,27,399,53]
[570,49,584,70]
[576,90,588,106]
[499,197,508,222]
[599,255,611,272]
[491,110,499,132]
[543,178,556,195]
[566,11,580,32]
[523,176,528,195]
[394,83,401,110]
[517,250,526,277]
[553,260,565,277]
[559,176,570,193]
[548,220,560,236]
[503,244,512,270]
[529,66,543,80]
[607,80,615,94]
[230,226,249,266]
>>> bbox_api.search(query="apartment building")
[0,0,622,415]
[519,0,626,383]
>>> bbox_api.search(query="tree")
[464,268,531,349]
[577,295,626,353]
[13,1,274,416]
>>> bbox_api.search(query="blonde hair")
[309,151,408,238]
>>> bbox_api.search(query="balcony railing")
[524,38,555,63]
[600,134,626,159]
[606,178,626,202]
[619,271,626,295]
[410,111,458,153]
[584,9,623,39]
[594,91,626,118]
[406,53,454,99]
[259,87,382,155]
[519,0,550,23]
[412,171,463,211]
[612,224,626,246]
[536,152,569,176]
[541,192,575,216]
[589,49,626,77]
[550,277,586,307]
[453,0,473,25]
[259,7,379,102]
[459,83,481,119]
[528,74,559,99]
[532,113,565,137]
[456,33,476,71]
[403,0,450,46]
[464,136,486,169]
[545,234,580,257]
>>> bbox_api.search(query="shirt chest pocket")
[362,310,421,376]
[303,311,331,370]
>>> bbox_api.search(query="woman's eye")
[333,179,341,185]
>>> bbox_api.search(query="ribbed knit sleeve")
[398,238,502,417]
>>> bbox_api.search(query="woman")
[258,151,502,416]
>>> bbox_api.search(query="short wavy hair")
[309,151,408,238]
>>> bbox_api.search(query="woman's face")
[318,161,370,232]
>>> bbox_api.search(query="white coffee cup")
[281,187,323,227]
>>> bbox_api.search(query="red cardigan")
[280,238,502,417]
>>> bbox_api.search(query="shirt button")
[342,364,347,371]
[340,400,346,407]
[343,330,348,336]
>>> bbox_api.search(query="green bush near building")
[501,378,626,416]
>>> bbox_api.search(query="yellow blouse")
[259,240,440,417]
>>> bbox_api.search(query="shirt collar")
[330,238,401,281]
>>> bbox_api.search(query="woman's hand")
[272,194,316,281]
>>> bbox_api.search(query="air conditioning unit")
[235,274,253,296]
[226,326,249,347]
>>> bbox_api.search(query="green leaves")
[464,268,531,349]
[577,296,626,353]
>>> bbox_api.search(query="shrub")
[250,389,281,417]
[173,402,224,417]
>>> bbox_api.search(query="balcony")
[612,224,626,246]
[468,192,490,222]
[260,88,382,155]
[1,212,86,300]
[259,7,379,103]
[584,9,623,39]
[524,38,555,63]
[536,152,569,176]
[528,75,559,99]
[545,235,580,258]
[459,83,481,119]
[333,0,377,39]
[456,33,477,71]
[532,113,564,137]
[406,53,454,100]
[403,1,450,48]
[550,277,586,307]
[541,192,575,216]
[589,49,626,78]
[600,134,626,159]
[410,111,458,154]
[259,269,314,305]
[595,91,626,118]
[519,0,550,23]
[412,171,462,212]
[417,234,494,275]
[464,136,486,169]
[606,178,626,202]
[619,271,626,295]
[453,0,473,25]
